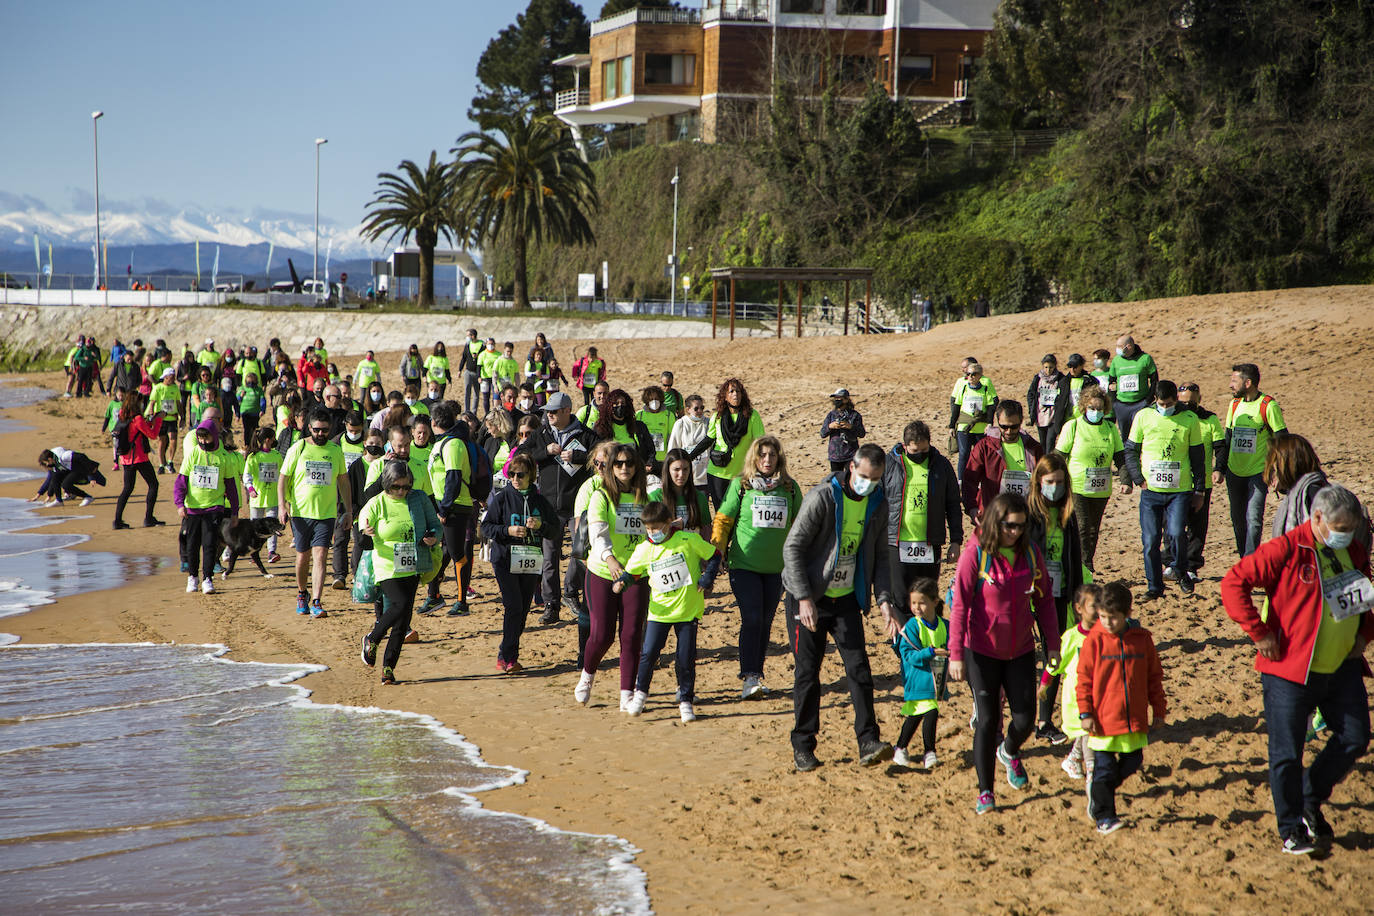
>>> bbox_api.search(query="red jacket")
[118,414,163,467]
[1076,622,1166,736]
[298,359,329,389]
[960,432,1043,519]
[1221,521,1374,684]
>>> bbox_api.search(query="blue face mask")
[1040,482,1064,502]
[1157,404,1176,416]
[1323,525,1355,551]
[1085,409,1104,424]
[646,528,669,544]
[851,474,876,497]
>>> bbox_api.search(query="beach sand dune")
[5,285,1374,913]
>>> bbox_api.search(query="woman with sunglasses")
[1027,454,1088,745]
[948,492,1059,815]
[481,452,559,673]
[359,460,441,685]
[948,360,998,482]
[576,442,656,710]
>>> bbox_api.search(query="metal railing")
[592,6,702,35]
[704,0,773,21]
[555,88,591,110]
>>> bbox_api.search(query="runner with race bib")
[883,420,964,619]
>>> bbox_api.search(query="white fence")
[0,287,324,309]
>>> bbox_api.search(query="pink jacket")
[948,537,1059,663]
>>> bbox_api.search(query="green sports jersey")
[1312,546,1362,674]
[365,450,433,497]
[361,492,420,582]
[220,451,244,508]
[950,377,997,433]
[575,404,600,428]
[103,399,120,432]
[340,437,366,474]
[1088,731,1149,753]
[429,435,472,508]
[423,354,450,383]
[179,443,233,510]
[825,491,869,598]
[237,385,264,415]
[897,455,930,544]
[1197,412,1224,488]
[637,408,674,461]
[624,530,716,623]
[281,439,346,519]
[900,615,948,716]
[354,359,380,390]
[149,383,180,420]
[196,349,220,371]
[1224,394,1286,477]
[478,349,499,379]
[662,388,684,418]
[719,478,802,574]
[492,356,520,389]
[244,450,281,510]
[1051,625,1090,737]
[1056,415,1123,498]
[148,358,170,382]
[581,359,605,389]
[237,359,265,385]
[706,409,765,481]
[1108,352,1156,404]
[1129,408,1202,493]
[587,490,657,580]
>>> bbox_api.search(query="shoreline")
[6,288,1374,913]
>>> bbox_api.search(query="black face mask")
[905,450,929,463]
[612,404,630,421]
[364,445,384,456]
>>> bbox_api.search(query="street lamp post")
[669,166,679,316]
[92,111,104,291]
[314,137,327,300]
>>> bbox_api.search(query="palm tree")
[361,151,456,306]
[452,109,597,309]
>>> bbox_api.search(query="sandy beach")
[6,287,1374,913]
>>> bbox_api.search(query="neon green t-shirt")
[423,354,450,383]
[582,359,605,389]
[237,385,264,416]
[587,490,657,580]
[825,491,868,598]
[281,439,346,520]
[1224,395,1287,478]
[951,377,997,433]
[478,348,499,380]
[575,404,600,428]
[429,435,473,508]
[1056,415,1123,499]
[365,451,433,497]
[361,492,420,582]
[637,408,674,461]
[719,478,802,574]
[897,455,930,545]
[492,355,520,389]
[900,615,948,716]
[340,436,366,474]
[149,382,180,420]
[179,443,232,510]
[1050,625,1090,737]
[354,359,380,390]
[1197,412,1224,489]
[1108,352,1157,404]
[574,475,603,516]
[1089,731,1149,753]
[220,450,244,509]
[1312,546,1363,674]
[625,530,716,623]
[706,409,765,481]
[244,450,281,510]
[1129,408,1202,493]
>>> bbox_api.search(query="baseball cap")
[161,367,176,379]
[545,392,573,411]
[1066,353,1085,368]
[830,388,849,398]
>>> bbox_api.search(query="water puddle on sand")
[0,643,649,914]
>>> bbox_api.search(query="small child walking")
[1076,581,1167,834]
[617,501,719,723]
[892,578,949,769]
[1039,583,1104,780]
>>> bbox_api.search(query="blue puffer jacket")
[892,615,949,703]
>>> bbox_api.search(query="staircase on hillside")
[915,98,972,128]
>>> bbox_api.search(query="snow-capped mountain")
[0,192,381,259]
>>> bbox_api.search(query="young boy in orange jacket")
[1077,581,1167,833]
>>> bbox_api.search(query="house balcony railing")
[592,6,703,36]
[703,0,772,23]
[555,88,591,110]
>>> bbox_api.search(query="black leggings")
[184,511,222,578]
[1037,595,1073,724]
[430,510,473,600]
[965,649,1037,792]
[115,461,158,525]
[707,474,730,512]
[371,576,419,671]
[897,708,939,754]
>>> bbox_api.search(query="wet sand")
[6,285,1374,912]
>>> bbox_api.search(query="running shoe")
[445,601,470,617]
[143,518,166,527]
[626,690,647,716]
[403,629,419,644]
[43,499,61,508]
[496,659,511,673]
[295,592,309,615]
[741,675,766,700]
[574,670,594,705]
[893,747,913,767]
[997,744,1030,789]
[331,577,347,591]
[1163,565,1174,579]
[975,792,996,815]
[416,595,444,615]
[794,748,821,772]
[1282,826,1316,855]
[858,740,893,767]
[380,667,396,686]
[267,552,281,564]
[310,600,327,619]
[361,634,377,668]
[1036,722,1069,745]
[186,575,198,594]
[1097,817,1124,835]
[1061,756,1085,779]
[1303,805,1334,841]
[465,587,480,601]
[1178,570,1195,596]
[619,690,633,713]
[201,577,215,594]
[504,660,523,674]
[679,701,696,723]
[923,751,939,769]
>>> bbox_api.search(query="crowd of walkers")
[37,327,1371,853]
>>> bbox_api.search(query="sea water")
[0,644,648,914]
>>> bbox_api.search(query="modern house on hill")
[554,0,998,152]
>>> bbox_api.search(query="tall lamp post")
[314,137,327,299]
[669,166,679,316]
[92,111,104,290]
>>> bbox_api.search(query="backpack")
[466,439,494,502]
[1226,394,1272,427]
[113,417,136,456]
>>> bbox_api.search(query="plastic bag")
[352,550,376,604]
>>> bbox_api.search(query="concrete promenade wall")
[0,305,812,362]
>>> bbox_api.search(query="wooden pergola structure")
[708,266,875,340]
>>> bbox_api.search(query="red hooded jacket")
[1076,622,1166,737]
[960,431,1043,520]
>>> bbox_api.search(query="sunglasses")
[511,472,530,481]
[1180,384,1200,392]
[310,427,331,434]
[997,423,1021,431]
[613,459,634,468]
[1000,520,1026,531]
[388,484,412,493]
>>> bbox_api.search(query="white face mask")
[648,400,661,412]
[428,390,439,399]
[850,473,876,497]
[404,397,416,407]
[519,399,532,410]
[1115,347,1125,357]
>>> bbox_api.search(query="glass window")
[620,55,633,97]
[603,59,619,99]
[644,54,697,86]
[780,0,823,12]
[899,55,934,81]
[833,55,874,85]
[837,0,886,13]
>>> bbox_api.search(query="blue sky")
[0,0,591,229]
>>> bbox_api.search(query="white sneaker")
[619,689,633,713]
[574,671,594,705]
[679,701,696,723]
[186,575,198,593]
[741,675,766,700]
[969,712,978,731]
[923,751,939,769]
[1062,755,1085,779]
[79,496,94,507]
[43,499,60,508]
[1163,565,1174,579]
[893,747,913,766]
[626,689,647,716]
[201,577,215,595]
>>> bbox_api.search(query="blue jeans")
[1261,659,1370,839]
[729,568,783,680]
[1090,748,1143,821]
[1139,489,1190,593]
[1225,471,1268,557]
[636,619,699,703]
[1114,399,1148,441]
[956,430,978,482]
